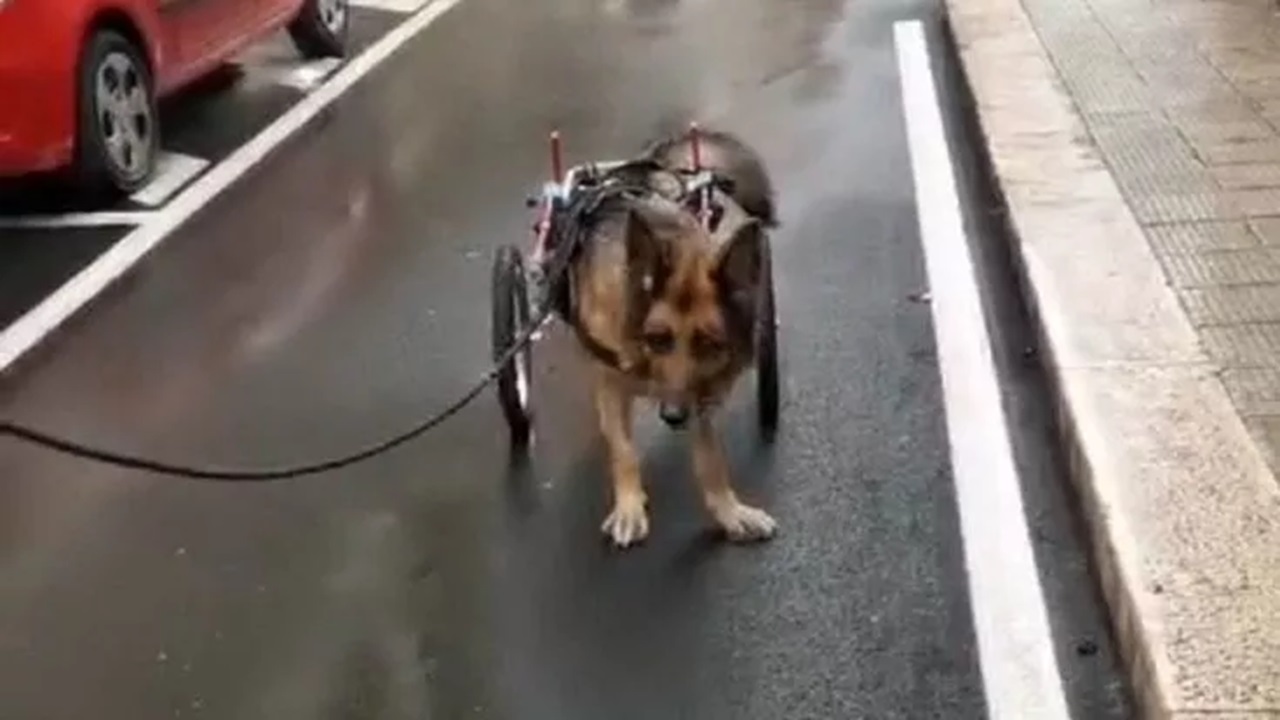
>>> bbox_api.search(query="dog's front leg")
[595,370,648,548]
[692,414,777,542]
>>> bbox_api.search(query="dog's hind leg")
[595,370,649,548]
[691,414,777,543]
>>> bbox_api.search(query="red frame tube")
[531,130,564,259]
[689,122,711,229]
[550,130,564,183]
[689,121,703,171]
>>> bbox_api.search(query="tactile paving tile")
[1258,106,1280,133]
[1129,56,1241,109]
[1022,0,1092,25]
[1221,368,1280,416]
[1215,60,1280,83]
[1087,114,1216,202]
[1248,217,1280,244]
[1243,416,1280,478]
[1130,187,1280,224]
[1241,419,1280,483]
[1146,220,1262,254]
[1208,49,1280,83]
[1232,77,1280,101]
[1062,67,1160,116]
[1223,188,1280,216]
[1167,96,1265,125]
[1158,247,1280,287]
[1165,0,1275,30]
[1039,0,1280,473]
[1179,285,1280,326]
[1199,153,1280,184]
[1129,193,1233,224]
[1165,116,1280,167]
[1024,0,1164,116]
[1199,323,1280,367]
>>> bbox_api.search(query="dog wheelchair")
[488,126,780,448]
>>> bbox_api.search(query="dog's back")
[641,127,779,228]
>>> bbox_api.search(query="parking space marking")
[894,19,1071,720]
[0,211,154,231]
[268,57,344,91]
[130,151,210,208]
[348,0,432,13]
[0,0,467,373]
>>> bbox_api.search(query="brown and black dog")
[564,127,779,548]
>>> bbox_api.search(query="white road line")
[130,151,210,208]
[349,0,432,12]
[0,0,466,374]
[893,20,1071,720]
[0,211,154,230]
[246,56,344,92]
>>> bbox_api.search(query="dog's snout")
[659,402,691,428]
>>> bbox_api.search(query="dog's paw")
[712,502,778,543]
[601,500,650,548]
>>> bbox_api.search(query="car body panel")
[0,0,308,180]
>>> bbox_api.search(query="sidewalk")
[944,0,1280,718]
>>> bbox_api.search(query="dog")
[558,127,779,549]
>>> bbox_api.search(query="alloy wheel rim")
[95,52,152,182]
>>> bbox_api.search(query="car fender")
[72,0,164,77]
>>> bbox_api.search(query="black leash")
[0,312,549,481]
[0,228,578,482]
[0,167,655,482]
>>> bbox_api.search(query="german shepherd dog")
[559,127,779,549]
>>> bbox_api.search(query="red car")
[0,0,350,199]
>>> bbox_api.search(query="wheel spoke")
[93,50,153,180]
[123,86,147,115]
[319,0,346,31]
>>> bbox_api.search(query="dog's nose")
[659,402,690,428]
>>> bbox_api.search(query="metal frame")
[492,124,780,449]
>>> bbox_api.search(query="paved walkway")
[947,0,1280,718]
[1026,0,1280,476]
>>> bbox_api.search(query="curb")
[941,1,1280,718]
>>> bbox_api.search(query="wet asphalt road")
[0,0,1135,718]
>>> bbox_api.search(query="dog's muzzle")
[658,402,691,429]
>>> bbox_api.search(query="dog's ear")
[713,219,764,296]
[625,207,669,292]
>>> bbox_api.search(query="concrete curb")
[941,1,1280,718]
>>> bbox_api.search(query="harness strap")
[547,161,736,372]
[544,172,650,372]
[567,317,625,368]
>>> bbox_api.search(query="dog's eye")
[643,329,675,354]
[691,330,725,358]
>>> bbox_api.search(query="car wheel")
[288,0,349,59]
[73,29,159,201]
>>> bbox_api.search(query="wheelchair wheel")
[756,235,779,440]
[491,244,534,447]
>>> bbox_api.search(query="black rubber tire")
[756,235,780,440]
[72,29,160,202]
[491,244,534,448]
[287,0,350,59]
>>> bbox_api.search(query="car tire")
[288,0,350,59]
[73,29,160,201]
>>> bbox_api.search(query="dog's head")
[624,204,765,428]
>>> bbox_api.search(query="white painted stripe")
[0,0,466,373]
[0,211,154,230]
[249,56,344,92]
[130,151,210,208]
[893,20,1071,720]
[349,0,430,13]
